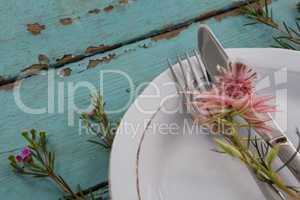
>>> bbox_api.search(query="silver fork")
[168,50,210,115]
[168,51,287,200]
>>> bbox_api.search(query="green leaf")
[214,139,242,160]
[8,155,16,163]
[81,112,89,120]
[39,131,47,150]
[264,0,268,17]
[49,152,55,169]
[273,37,296,50]
[22,131,36,148]
[297,2,300,12]
[33,174,48,178]
[289,25,300,38]
[21,131,28,138]
[266,144,280,169]
[283,22,291,35]
[30,129,36,140]
[296,20,300,31]
[9,163,18,169]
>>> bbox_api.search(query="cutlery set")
[168,25,300,200]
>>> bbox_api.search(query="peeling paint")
[214,9,241,21]
[87,53,116,68]
[59,68,72,77]
[193,9,220,23]
[38,54,49,64]
[138,43,150,48]
[119,0,129,5]
[27,23,45,35]
[56,54,85,65]
[88,8,101,14]
[151,27,186,41]
[22,64,49,76]
[124,48,136,53]
[0,80,20,91]
[85,45,112,54]
[104,5,114,12]
[60,18,73,25]
[88,60,102,69]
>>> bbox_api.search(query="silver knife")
[197,25,300,199]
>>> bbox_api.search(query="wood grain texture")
[0,0,244,79]
[0,0,299,199]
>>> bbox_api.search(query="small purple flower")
[16,155,23,162]
[16,147,32,162]
[21,147,32,159]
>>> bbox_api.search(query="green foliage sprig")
[81,94,117,150]
[214,121,300,199]
[8,130,108,200]
[240,0,300,50]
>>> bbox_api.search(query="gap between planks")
[0,0,254,88]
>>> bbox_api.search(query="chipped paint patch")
[56,54,85,65]
[60,18,73,25]
[88,8,101,14]
[59,68,72,77]
[214,9,241,21]
[124,48,136,53]
[0,80,20,91]
[104,5,114,12]
[27,23,45,35]
[151,27,186,41]
[85,45,112,54]
[88,60,102,69]
[87,53,116,68]
[38,54,49,64]
[138,43,151,48]
[22,64,49,76]
[119,0,129,5]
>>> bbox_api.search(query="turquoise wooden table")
[0,0,298,199]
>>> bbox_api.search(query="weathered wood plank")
[0,0,245,79]
[0,0,299,199]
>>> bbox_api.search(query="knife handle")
[258,126,300,183]
[272,137,300,183]
[249,169,287,200]
[254,113,300,183]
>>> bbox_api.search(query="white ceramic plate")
[110,48,300,200]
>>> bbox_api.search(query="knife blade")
[197,25,228,83]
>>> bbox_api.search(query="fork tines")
[168,49,212,115]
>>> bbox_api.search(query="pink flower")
[193,91,275,132]
[236,95,276,132]
[255,5,263,15]
[16,147,32,162]
[216,62,257,99]
[192,87,231,117]
[191,61,275,133]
